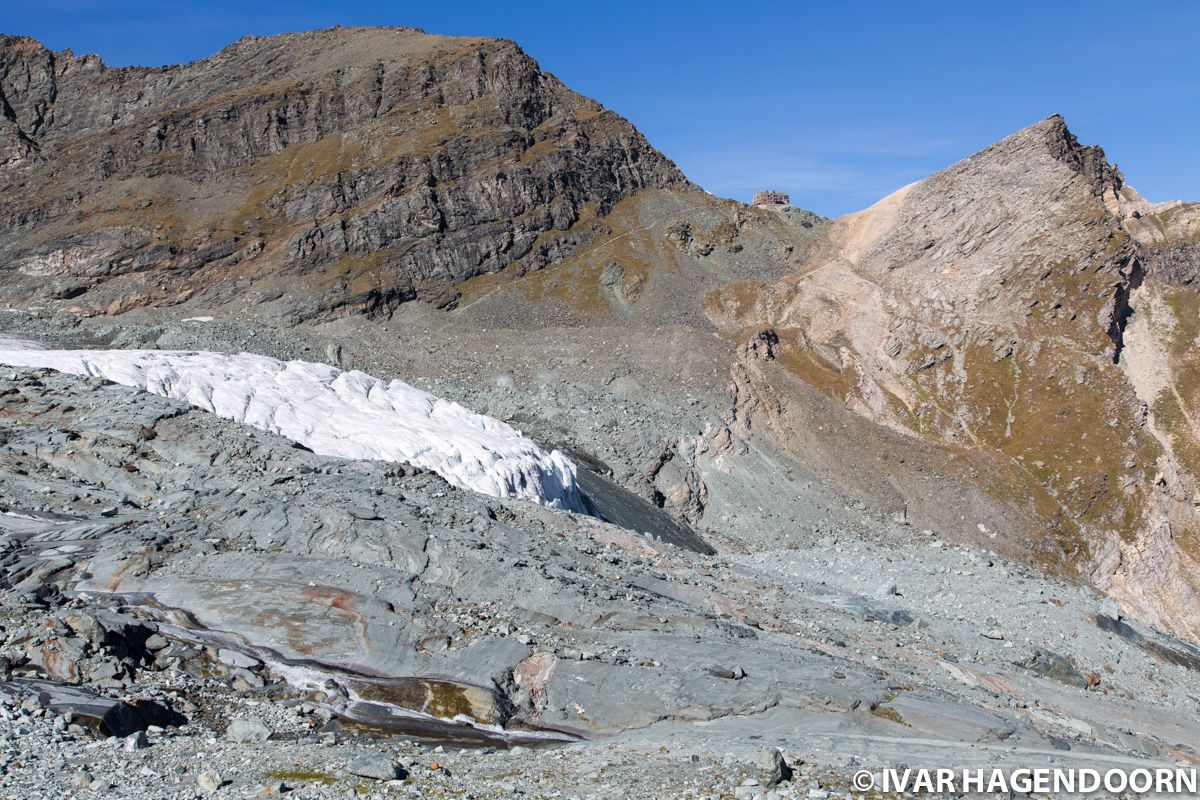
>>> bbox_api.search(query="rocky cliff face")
[0,27,686,319]
[707,116,1200,640]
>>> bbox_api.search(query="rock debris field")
[1,337,1199,798]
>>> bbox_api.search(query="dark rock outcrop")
[1041,114,1124,199]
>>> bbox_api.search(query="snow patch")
[0,346,587,512]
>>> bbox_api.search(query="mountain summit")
[710,114,1200,638]
[0,27,686,317]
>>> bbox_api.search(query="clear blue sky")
[4,1,1197,216]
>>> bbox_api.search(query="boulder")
[756,747,793,787]
[345,753,402,781]
[226,716,272,743]
[5,678,184,736]
[23,636,86,683]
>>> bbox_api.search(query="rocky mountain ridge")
[706,115,1200,640]
[0,27,686,318]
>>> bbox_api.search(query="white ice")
[0,345,587,512]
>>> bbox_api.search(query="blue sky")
[3,1,1197,216]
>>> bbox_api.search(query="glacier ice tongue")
[0,346,588,512]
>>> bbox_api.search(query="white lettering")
[1010,768,1031,793]
[872,766,1199,794]
[1104,769,1128,793]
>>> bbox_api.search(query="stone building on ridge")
[751,190,790,208]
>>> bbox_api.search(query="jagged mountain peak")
[1037,114,1125,196]
[705,113,1200,642]
[903,114,1125,213]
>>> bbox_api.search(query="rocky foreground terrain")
[4,357,1200,799]
[2,24,1200,800]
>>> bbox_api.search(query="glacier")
[0,342,588,513]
